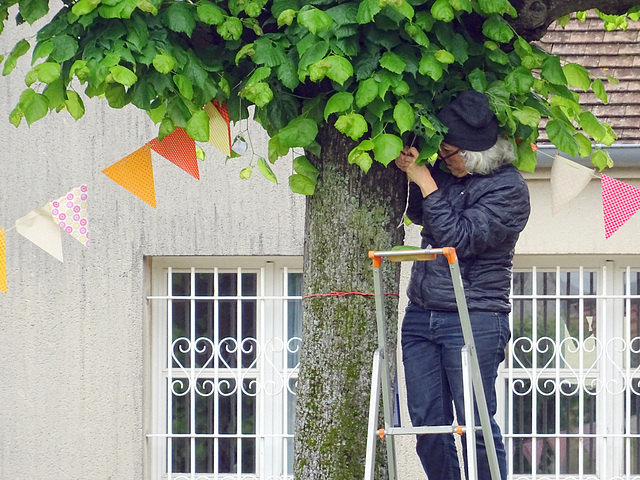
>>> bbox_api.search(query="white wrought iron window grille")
[146,257,302,480]
[501,258,640,480]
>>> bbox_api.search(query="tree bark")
[294,125,407,480]
[510,0,640,41]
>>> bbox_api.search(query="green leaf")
[71,0,100,16]
[106,83,126,108]
[393,99,414,135]
[153,53,175,73]
[159,117,175,141]
[3,39,30,76]
[513,106,541,128]
[574,132,593,157]
[31,40,53,65]
[298,7,333,34]
[289,174,316,195]
[541,56,567,85]
[372,133,403,166]
[293,155,320,182]
[450,0,472,13]
[173,74,194,100]
[563,63,591,91]
[197,2,225,25]
[482,15,514,43]
[434,49,454,65]
[278,117,318,148]
[431,0,454,22]
[277,9,296,27]
[254,38,288,67]
[355,77,378,107]
[33,62,61,83]
[186,110,209,142]
[504,66,534,94]
[258,157,278,183]
[591,149,612,171]
[240,167,253,179]
[380,51,406,74]
[109,65,137,87]
[334,112,368,140]
[356,0,381,24]
[240,82,273,107]
[50,35,78,63]
[65,90,85,120]
[419,55,443,81]
[217,16,243,40]
[9,106,24,127]
[514,139,537,172]
[404,23,430,47]
[20,0,49,24]
[163,2,196,36]
[468,68,488,92]
[546,119,579,157]
[324,91,353,121]
[325,55,353,85]
[18,88,49,125]
[246,66,272,86]
[579,111,607,142]
[43,78,65,109]
[592,78,608,104]
[477,0,515,15]
[348,145,373,173]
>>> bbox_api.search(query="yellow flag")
[103,144,157,208]
[0,228,6,293]
[204,100,231,156]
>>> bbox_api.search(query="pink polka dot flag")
[148,127,200,180]
[601,174,640,239]
[0,228,6,293]
[48,185,90,247]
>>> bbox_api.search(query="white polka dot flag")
[601,174,640,239]
[48,185,90,247]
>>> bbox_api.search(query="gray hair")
[459,137,515,175]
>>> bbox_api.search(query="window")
[501,256,640,479]
[146,257,302,480]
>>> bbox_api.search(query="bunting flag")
[148,127,200,180]
[49,185,90,247]
[204,100,231,156]
[550,155,595,214]
[601,174,640,238]
[102,144,157,208]
[0,228,6,293]
[15,204,64,262]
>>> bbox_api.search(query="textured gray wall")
[0,10,304,480]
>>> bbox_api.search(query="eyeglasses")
[438,148,460,161]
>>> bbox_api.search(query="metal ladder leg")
[364,349,383,480]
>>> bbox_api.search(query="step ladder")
[364,247,500,480]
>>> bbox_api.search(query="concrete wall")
[0,12,304,480]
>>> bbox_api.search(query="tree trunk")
[293,125,408,479]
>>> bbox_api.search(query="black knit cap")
[436,91,498,151]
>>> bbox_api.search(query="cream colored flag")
[15,204,64,262]
[550,155,596,214]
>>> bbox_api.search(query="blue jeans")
[401,305,510,480]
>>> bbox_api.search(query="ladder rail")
[365,247,501,480]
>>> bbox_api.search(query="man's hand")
[395,146,438,197]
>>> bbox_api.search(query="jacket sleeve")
[419,172,530,259]
[406,182,425,226]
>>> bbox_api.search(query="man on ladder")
[394,91,531,480]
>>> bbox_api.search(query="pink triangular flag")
[601,174,640,238]
[148,127,200,180]
[15,204,64,262]
[48,185,89,247]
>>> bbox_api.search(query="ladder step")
[381,425,479,437]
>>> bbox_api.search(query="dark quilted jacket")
[406,160,530,313]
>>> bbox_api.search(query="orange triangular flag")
[204,100,231,156]
[103,144,157,208]
[602,174,640,238]
[0,228,6,293]
[148,127,199,180]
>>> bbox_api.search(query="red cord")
[302,291,398,299]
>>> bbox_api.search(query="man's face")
[439,142,467,178]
